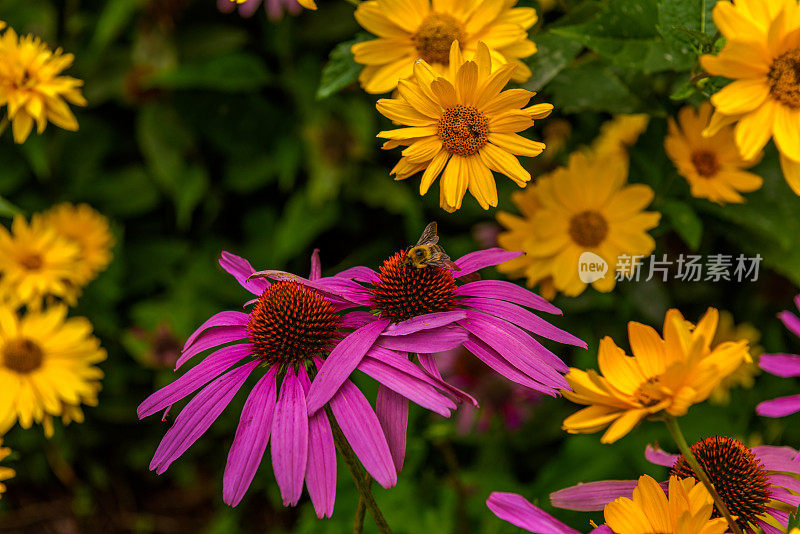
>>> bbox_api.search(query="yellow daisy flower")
[377,41,552,212]
[352,0,538,94]
[666,103,763,204]
[604,475,728,534]
[0,24,87,143]
[0,215,82,309]
[562,308,751,444]
[699,0,800,194]
[496,150,660,297]
[0,304,106,437]
[590,113,649,158]
[33,203,115,285]
[709,311,762,405]
[0,438,13,499]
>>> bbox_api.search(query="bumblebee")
[404,222,460,270]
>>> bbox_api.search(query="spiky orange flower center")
[247,281,340,366]
[370,250,458,323]
[670,436,771,529]
[768,47,800,108]
[437,105,489,157]
[2,338,44,374]
[568,210,608,248]
[412,13,464,64]
[691,150,720,178]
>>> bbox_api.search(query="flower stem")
[664,416,743,534]
[353,483,368,534]
[327,408,393,534]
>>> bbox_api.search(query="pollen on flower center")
[633,377,664,406]
[2,338,44,374]
[412,13,464,64]
[691,150,720,177]
[568,210,609,248]
[437,105,489,157]
[247,281,340,366]
[370,250,458,323]
[670,436,771,529]
[768,47,800,108]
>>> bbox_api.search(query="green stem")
[327,408,393,534]
[700,0,707,34]
[664,416,743,534]
[353,483,368,534]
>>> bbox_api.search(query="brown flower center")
[437,105,489,157]
[412,13,464,65]
[247,281,341,366]
[691,150,720,178]
[633,377,664,407]
[370,250,458,323]
[19,253,43,271]
[2,338,44,374]
[568,211,608,248]
[768,47,800,108]
[670,436,771,529]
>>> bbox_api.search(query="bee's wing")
[416,221,440,246]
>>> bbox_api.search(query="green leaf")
[0,195,21,218]
[316,35,369,100]
[788,504,800,532]
[91,0,141,52]
[146,53,272,92]
[662,199,703,250]
[523,32,583,92]
[657,0,716,59]
[547,58,643,113]
[268,193,339,267]
[552,0,695,73]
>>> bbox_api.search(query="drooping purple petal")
[756,394,800,417]
[458,280,561,315]
[417,353,479,407]
[778,310,800,338]
[306,319,390,414]
[644,444,679,467]
[753,445,800,471]
[757,520,787,534]
[550,480,637,511]
[176,326,249,369]
[381,311,467,336]
[454,248,523,278]
[309,249,322,281]
[184,310,250,350]
[459,297,586,348]
[771,486,800,507]
[487,492,581,534]
[377,385,409,473]
[314,277,374,306]
[248,270,353,303]
[376,324,467,353]
[462,335,558,395]
[328,379,397,489]
[340,311,379,330]
[139,344,252,419]
[335,265,380,284]
[223,367,278,507]
[770,473,800,493]
[759,353,800,377]
[765,507,790,527]
[220,251,269,295]
[271,368,310,506]
[150,361,258,474]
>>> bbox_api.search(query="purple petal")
[220,251,269,295]
[644,444,679,467]
[458,280,561,315]
[757,520,787,534]
[754,445,800,471]
[487,492,581,534]
[779,310,800,338]
[417,353,479,407]
[454,248,523,278]
[223,367,278,506]
[138,344,252,419]
[328,380,397,489]
[550,480,637,511]
[150,361,258,474]
[462,335,559,395]
[176,326,248,369]
[271,368,309,506]
[376,324,467,353]
[759,353,800,377]
[770,473,800,493]
[335,265,379,284]
[306,319,390,414]
[377,385,409,473]
[756,394,800,417]
[314,277,374,306]
[459,297,586,348]
[765,506,790,526]
[218,0,237,13]
[381,311,467,336]
[771,486,800,507]
[340,311,379,330]
[309,249,322,281]
[184,310,250,350]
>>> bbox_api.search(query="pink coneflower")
[138,250,461,513]
[301,245,585,469]
[550,437,800,534]
[756,294,800,422]
[487,491,611,533]
[217,0,301,20]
